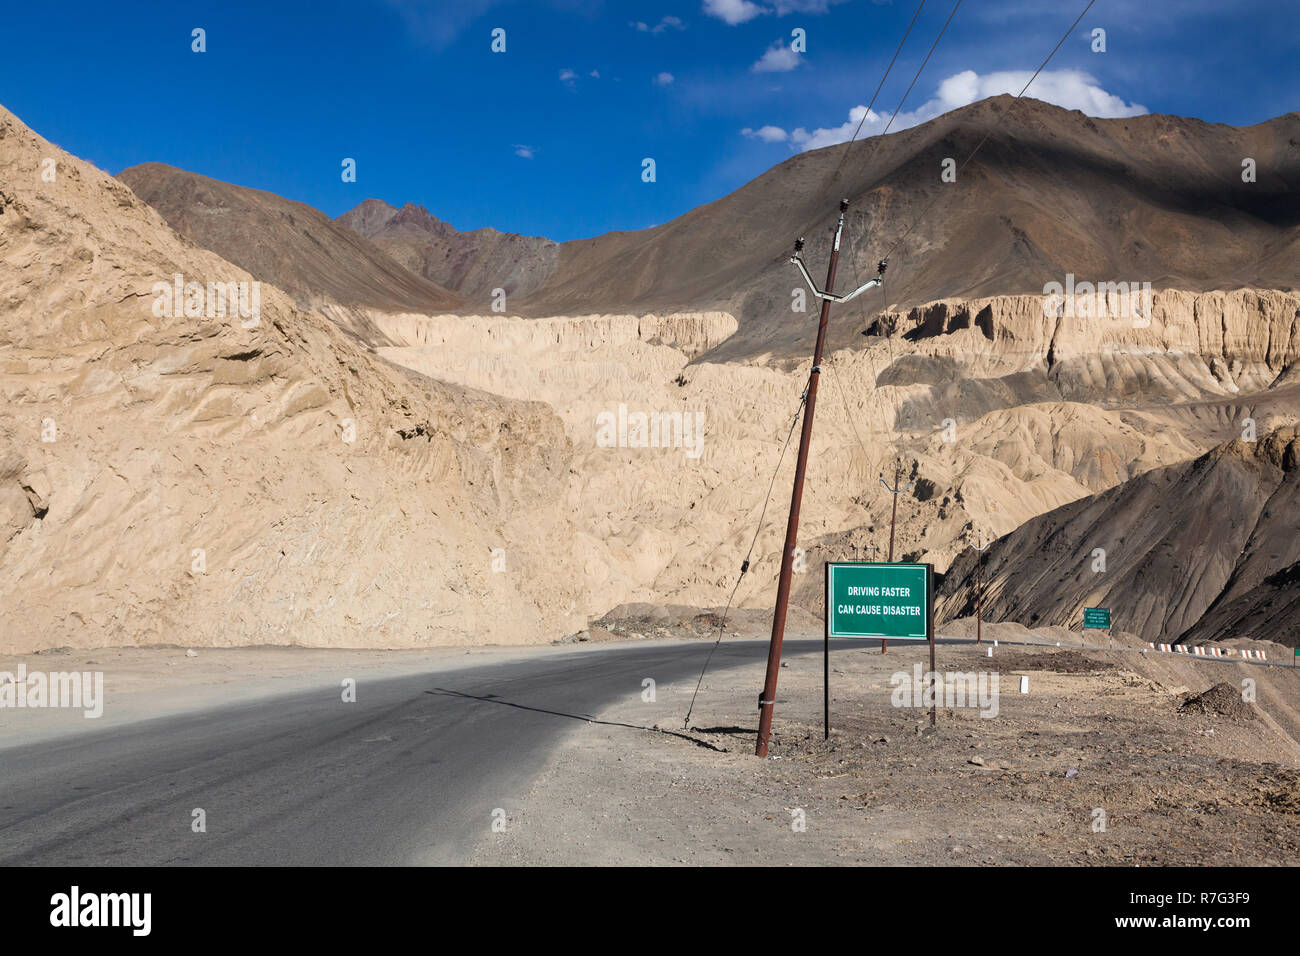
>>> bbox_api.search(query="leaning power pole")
[755,199,886,758]
[878,458,913,654]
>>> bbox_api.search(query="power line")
[829,0,962,298]
[832,0,965,395]
[827,0,928,188]
[885,0,1098,260]
[690,0,1100,742]
[828,0,965,216]
[759,1,1097,681]
[685,1,943,731]
[876,0,965,146]
[829,0,1099,481]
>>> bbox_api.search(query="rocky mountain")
[337,199,560,307]
[337,96,1300,363]
[116,163,462,319]
[1180,561,1300,648]
[936,427,1300,646]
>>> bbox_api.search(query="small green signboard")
[826,562,931,640]
[1083,607,1111,629]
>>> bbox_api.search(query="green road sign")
[826,562,931,640]
[1083,607,1111,629]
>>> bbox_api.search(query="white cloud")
[703,0,844,24]
[773,0,839,11]
[513,144,535,159]
[559,68,601,86]
[786,105,878,151]
[632,15,686,34]
[742,125,791,143]
[914,70,1148,124]
[384,0,507,50]
[771,70,1148,152]
[654,72,676,86]
[703,0,765,25]
[752,40,801,73]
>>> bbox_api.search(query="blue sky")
[2,0,1295,240]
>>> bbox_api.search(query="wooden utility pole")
[878,459,912,654]
[755,200,885,758]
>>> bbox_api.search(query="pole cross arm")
[791,254,884,303]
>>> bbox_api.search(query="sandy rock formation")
[362,291,1297,624]
[0,106,581,653]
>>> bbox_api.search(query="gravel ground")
[476,623,1300,866]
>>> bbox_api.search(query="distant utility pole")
[878,458,913,654]
[755,199,886,759]
[971,532,991,645]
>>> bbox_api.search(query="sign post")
[1083,607,1111,629]
[928,574,936,727]
[824,561,934,736]
[1083,607,1111,647]
[823,601,829,739]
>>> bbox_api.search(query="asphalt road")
[4,630,1269,866]
[0,638,826,866]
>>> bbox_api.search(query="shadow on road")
[426,688,730,752]
[690,725,756,736]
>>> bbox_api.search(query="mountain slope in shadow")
[937,426,1300,647]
